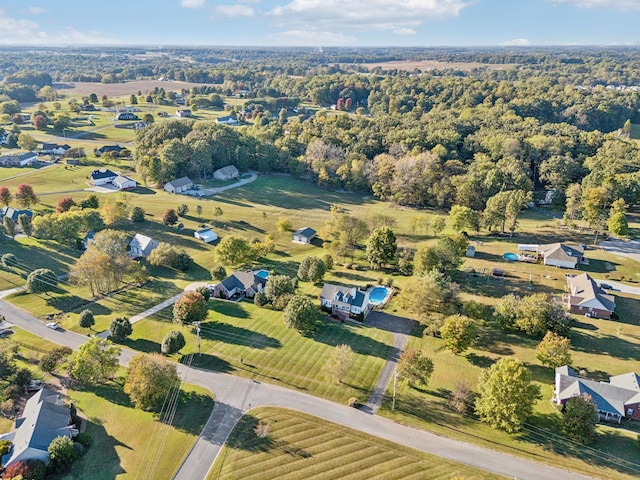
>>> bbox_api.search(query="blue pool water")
[255,270,269,279]
[369,286,390,304]
[503,253,518,262]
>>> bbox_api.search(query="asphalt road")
[0,299,597,480]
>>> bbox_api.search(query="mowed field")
[208,407,503,480]
[53,80,214,97]
[359,60,520,71]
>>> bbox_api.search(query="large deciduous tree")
[440,314,476,354]
[15,183,38,208]
[475,358,540,432]
[124,353,180,411]
[26,268,57,294]
[324,344,355,384]
[448,205,478,233]
[0,186,11,207]
[562,393,598,444]
[365,227,397,269]
[535,331,572,369]
[215,235,253,265]
[398,269,459,320]
[173,291,207,325]
[47,436,78,474]
[109,317,133,342]
[397,349,434,387]
[283,295,317,334]
[70,338,121,385]
[161,330,186,354]
[79,309,95,330]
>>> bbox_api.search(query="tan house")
[565,273,615,319]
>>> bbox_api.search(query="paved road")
[600,239,640,264]
[596,280,640,296]
[0,298,597,480]
[199,172,258,196]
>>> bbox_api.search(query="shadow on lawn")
[199,321,281,349]
[312,321,391,359]
[172,389,215,435]
[74,421,128,479]
[124,337,161,354]
[571,330,640,362]
[190,354,234,373]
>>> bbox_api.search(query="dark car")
[600,283,613,290]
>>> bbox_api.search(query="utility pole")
[193,321,201,356]
[392,370,398,411]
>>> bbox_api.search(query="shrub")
[322,254,334,270]
[196,285,211,301]
[47,435,78,474]
[177,203,189,216]
[74,432,93,448]
[254,291,268,307]
[210,264,227,281]
[26,268,57,294]
[78,309,95,329]
[272,293,293,311]
[130,206,145,223]
[161,330,186,354]
[163,208,178,225]
[72,441,86,456]
[1,253,18,269]
[109,317,132,342]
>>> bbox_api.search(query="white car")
[46,322,59,330]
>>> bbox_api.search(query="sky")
[0,0,639,47]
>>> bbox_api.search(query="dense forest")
[3,46,640,228]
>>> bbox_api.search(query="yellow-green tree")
[124,353,180,411]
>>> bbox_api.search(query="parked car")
[24,380,43,392]
[46,322,59,330]
[600,283,613,290]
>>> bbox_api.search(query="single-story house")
[194,228,218,243]
[0,152,38,167]
[117,112,139,121]
[129,233,159,258]
[215,116,239,125]
[176,109,192,118]
[292,227,316,244]
[319,283,371,320]
[112,175,137,190]
[565,273,615,319]
[164,177,194,194]
[89,168,118,186]
[517,243,587,269]
[554,366,640,423]
[95,145,124,157]
[41,143,71,155]
[0,207,33,223]
[213,271,266,299]
[213,165,239,181]
[0,388,75,469]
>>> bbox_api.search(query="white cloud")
[0,10,39,42]
[268,30,358,46]
[549,0,640,10]
[394,28,416,36]
[213,4,255,17]
[268,0,468,32]
[501,38,531,46]
[181,0,205,8]
[28,6,46,14]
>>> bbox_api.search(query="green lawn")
[208,407,504,480]
[132,299,393,404]
[62,379,213,480]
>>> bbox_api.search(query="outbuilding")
[194,228,218,243]
[292,227,316,244]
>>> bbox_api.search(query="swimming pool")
[503,253,518,262]
[254,269,270,279]
[368,286,390,305]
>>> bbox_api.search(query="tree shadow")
[523,362,554,384]
[171,389,215,435]
[209,302,250,319]
[312,321,391,359]
[331,271,375,283]
[570,330,640,362]
[124,337,161,354]
[199,320,281,349]
[84,378,133,408]
[465,353,494,368]
[190,354,235,373]
[364,311,415,336]
[72,420,129,479]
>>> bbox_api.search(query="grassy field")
[62,379,213,480]
[131,299,393,404]
[207,407,504,480]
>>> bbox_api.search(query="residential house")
[0,388,74,469]
[0,207,33,223]
[176,109,192,118]
[319,283,371,320]
[129,233,159,258]
[41,143,71,155]
[117,112,139,121]
[213,165,240,181]
[89,168,118,186]
[292,227,316,244]
[565,273,615,319]
[164,177,194,194]
[213,271,266,299]
[112,175,137,190]
[554,366,640,423]
[0,152,38,167]
[538,243,586,269]
[215,116,239,125]
[95,145,124,157]
[194,228,218,243]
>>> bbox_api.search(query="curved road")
[0,298,595,480]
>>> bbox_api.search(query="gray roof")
[214,165,239,177]
[90,168,117,180]
[320,283,367,309]
[539,243,584,265]
[129,233,157,254]
[566,273,616,312]
[220,271,266,292]
[0,152,37,162]
[97,145,123,153]
[294,227,316,238]
[165,176,193,189]
[2,389,71,467]
[555,367,640,418]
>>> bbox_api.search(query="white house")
[164,177,194,194]
[89,168,118,186]
[319,284,371,320]
[215,115,239,125]
[41,143,71,155]
[194,228,218,243]
[129,233,159,258]
[292,227,316,244]
[176,109,192,118]
[112,175,137,190]
[213,165,240,181]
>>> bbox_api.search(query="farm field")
[359,59,520,71]
[207,407,503,480]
